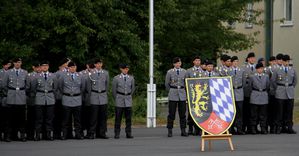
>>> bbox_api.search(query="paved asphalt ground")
[1,125,299,156]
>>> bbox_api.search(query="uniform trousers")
[167,101,186,129]
[35,105,55,133]
[61,106,82,135]
[7,105,27,137]
[89,104,108,135]
[114,107,132,134]
[274,99,294,129]
[249,104,268,128]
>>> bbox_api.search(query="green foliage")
[0,0,262,98]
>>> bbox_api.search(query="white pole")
[147,0,156,128]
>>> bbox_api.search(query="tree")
[0,0,262,95]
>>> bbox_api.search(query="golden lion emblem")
[191,83,209,117]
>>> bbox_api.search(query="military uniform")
[112,73,135,138]
[186,66,203,135]
[59,71,86,139]
[26,71,39,140]
[165,68,187,136]
[264,64,278,133]
[2,68,28,141]
[0,69,9,140]
[217,65,231,77]
[248,73,270,134]
[86,69,109,139]
[271,65,297,134]
[79,69,91,136]
[53,69,67,139]
[202,70,219,77]
[228,66,245,134]
[31,72,58,140]
[242,63,256,132]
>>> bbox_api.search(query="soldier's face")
[283,60,289,66]
[277,59,283,65]
[193,59,201,67]
[206,65,214,72]
[94,62,103,69]
[3,63,11,70]
[41,65,49,72]
[34,66,42,73]
[256,67,263,74]
[68,66,77,73]
[248,57,256,64]
[173,61,182,69]
[224,60,231,67]
[13,61,22,69]
[120,68,129,74]
[232,60,239,67]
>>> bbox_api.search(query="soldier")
[112,64,135,139]
[26,62,41,140]
[186,56,203,136]
[248,63,270,134]
[165,57,188,137]
[242,52,256,133]
[264,56,277,133]
[202,60,219,77]
[59,62,86,140]
[86,59,109,139]
[53,58,71,139]
[228,56,245,135]
[80,60,94,137]
[217,55,231,76]
[31,61,58,141]
[271,55,297,134]
[2,58,28,142]
[0,59,11,141]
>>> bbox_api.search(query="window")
[281,0,293,26]
[245,3,253,28]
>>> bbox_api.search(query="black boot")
[248,126,257,135]
[275,127,281,134]
[236,127,245,135]
[126,132,134,139]
[194,128,201,136]
[270,126,276,134]
[4,133,11,142]
[114,130,120,139]
[61,131,67,140]
[188,126,193,135]
[34,132,41,141]
[168,129,172,137]
[85,132,95,139]
[46,131,54,141]
[181,128,188,137]
[20,133,27,142]
[287,127,297,134]
[261,127,268,134]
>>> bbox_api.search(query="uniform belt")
[8,86,25,90]
[37,90,53,93]
[233,86,243,89]
[117,91,131,96]
[252,88,266,92]
[91,90,106,93]
[277,83,293,87]
[170,86,185,89]
[63,93,81,97]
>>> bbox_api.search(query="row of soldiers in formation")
[165,52,297,137]
[0,58,135,142]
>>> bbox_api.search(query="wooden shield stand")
[201,131,234,151]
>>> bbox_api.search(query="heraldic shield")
[185,77,236,135]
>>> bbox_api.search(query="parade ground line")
[1,125,299,156]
